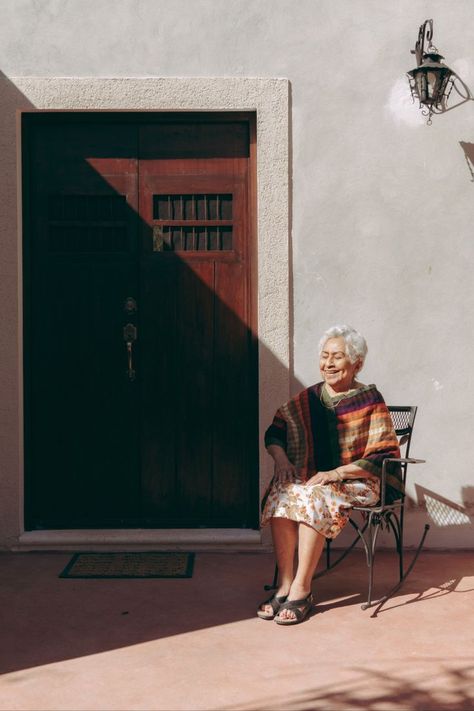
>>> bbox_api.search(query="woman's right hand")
[274,460,297,482]
[267,444,297,481]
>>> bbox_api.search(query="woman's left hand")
[306,470,339,486]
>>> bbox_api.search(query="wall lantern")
[407,19,456,124]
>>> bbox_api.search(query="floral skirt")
[261,475,380,539]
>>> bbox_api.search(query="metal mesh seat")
[264,406,429,611]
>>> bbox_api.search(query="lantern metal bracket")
[411,19,434,68]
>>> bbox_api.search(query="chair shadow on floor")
[305,489,474,618]
[310,549,474,619]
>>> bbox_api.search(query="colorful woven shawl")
[264,382,402,499]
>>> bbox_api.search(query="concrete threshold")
[14,528,269,552]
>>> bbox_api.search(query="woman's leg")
[277,523,325,621]
[272,517,298,592]
[260,517,297,614]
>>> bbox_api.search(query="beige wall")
[0,0,473,548]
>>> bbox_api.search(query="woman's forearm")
[334,463,372,480]
[306,462,373,486]
[266,444,290,465]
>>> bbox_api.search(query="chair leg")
[361,514,382,610]
[399,504,406,581]
[264,563,279,591]
[326,538,331,569]
[387,513,404,582]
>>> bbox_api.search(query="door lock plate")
[123,323,137,342]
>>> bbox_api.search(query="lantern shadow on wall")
[407,19,473,125]
[459,141,474,182]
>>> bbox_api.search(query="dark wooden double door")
[23,113,258,529]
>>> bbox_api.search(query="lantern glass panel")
[426,71,440,101]
[415,72,428,103]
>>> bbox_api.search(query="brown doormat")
[59,552,195,579]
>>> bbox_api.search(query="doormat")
[59,552,195,579]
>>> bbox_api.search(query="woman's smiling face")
[319,337,360,392]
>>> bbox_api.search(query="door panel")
[174,261,215,522]
[212,260,252,523]
[25,121,140,527]
[138,135,254,525]
[140,257,178,519]
[140,258,216,524]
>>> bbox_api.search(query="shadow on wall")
[221,662,474,711]
[459,141,474,181]
[415,484,473,530]
[439,73,473,116]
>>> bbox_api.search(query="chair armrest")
[383,457,426,465]
[380,457,425,507]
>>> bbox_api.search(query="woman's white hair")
[318,324,368,368]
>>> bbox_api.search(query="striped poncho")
[264,382,402,501]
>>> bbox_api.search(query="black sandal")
[274,593,314,625]
[257,593,288,620]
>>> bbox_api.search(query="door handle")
[123,323,137,381]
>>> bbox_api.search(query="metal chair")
[264,406,430,610]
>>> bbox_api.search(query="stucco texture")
[0,0,473,547]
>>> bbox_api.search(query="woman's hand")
[267,444,297,482]
[274,460,297,482]
[306,470,341,486]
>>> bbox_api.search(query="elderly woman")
[258,324,401,625]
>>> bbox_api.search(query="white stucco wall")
[1,0,473,547]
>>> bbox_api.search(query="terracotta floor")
[0,549,473,711]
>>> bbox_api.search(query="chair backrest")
[388,406,417,488]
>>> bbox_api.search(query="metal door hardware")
[123,297,138,314]
[123,323,137,380]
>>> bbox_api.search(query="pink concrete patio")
[0,550,473,710]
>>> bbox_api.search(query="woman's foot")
[274,592,313,625]
[275,583,312,622]
[258,585,291,618]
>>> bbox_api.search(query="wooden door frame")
[10,77,290,550]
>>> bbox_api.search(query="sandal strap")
[275,593,314,624]
[277,594,313,620]
[279,594,312,609]
[261,593,287,614]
